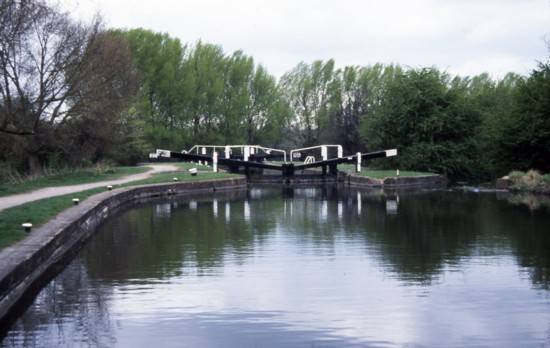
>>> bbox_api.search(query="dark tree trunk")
[27,153,42,175]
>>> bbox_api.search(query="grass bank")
[0,166,148,197]
[337,164,435,178]
[0,168,241,250]
[0,188,104,249]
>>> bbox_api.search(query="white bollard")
[201,147,207,155]
[22,222,33,233]
[356,152,361,173]
[396,169,400,177]
[213,151,218,172]
[337,145,343,158]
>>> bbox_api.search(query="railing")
[290,145,343,162]
[184,145,287,162]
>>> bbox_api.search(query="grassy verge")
[0,188,104,249]
[0,168,242,250]
[119,171,241,187]
[0,166,148,197]
[337,164,435,178]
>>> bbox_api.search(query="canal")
[1,186,550,347]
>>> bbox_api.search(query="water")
[1,186,550,347]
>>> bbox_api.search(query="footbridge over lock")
[154,144,397,180]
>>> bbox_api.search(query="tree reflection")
[1,259,116,347]
[83,186,550,289]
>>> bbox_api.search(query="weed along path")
[0,164,180,212]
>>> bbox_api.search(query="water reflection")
[2,187,550,347]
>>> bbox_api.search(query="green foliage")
[360,68,479,179]
[508,171,526,181]
[494,63,550,174]
[115,30,289,152]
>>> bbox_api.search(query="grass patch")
[0,188,103,249]
[337,164,435,178]
[0,166,148,197]
[120,171,241,187]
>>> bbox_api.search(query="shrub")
[508,171,526,183]
[509,169,545,191]
[519,170,543,189]
[92,160,116,175]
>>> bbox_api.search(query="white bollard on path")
[356,152,361,173]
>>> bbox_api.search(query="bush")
[509,169,545,191]
[508,170,526,182]
[92,160,116,175]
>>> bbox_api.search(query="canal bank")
[0,172,446,325]
[0,177,246,324]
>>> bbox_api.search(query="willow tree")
[279,60,335,146]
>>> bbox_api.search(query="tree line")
[1,0,548,181]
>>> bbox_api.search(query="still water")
[1,186,550,347]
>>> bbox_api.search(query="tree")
[279,60,335,146]
[116,28,188,149]
[495,62,550,173]
[322,64,402,153]
[0,0,137,173]
[361,68,480,178]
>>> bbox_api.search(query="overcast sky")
[61,0,549,79]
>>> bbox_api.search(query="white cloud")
[61,0,549,78]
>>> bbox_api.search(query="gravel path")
[0,164,180,212]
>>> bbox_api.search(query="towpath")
[0,164,179,212]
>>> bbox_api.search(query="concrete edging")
[0,177,246,322]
